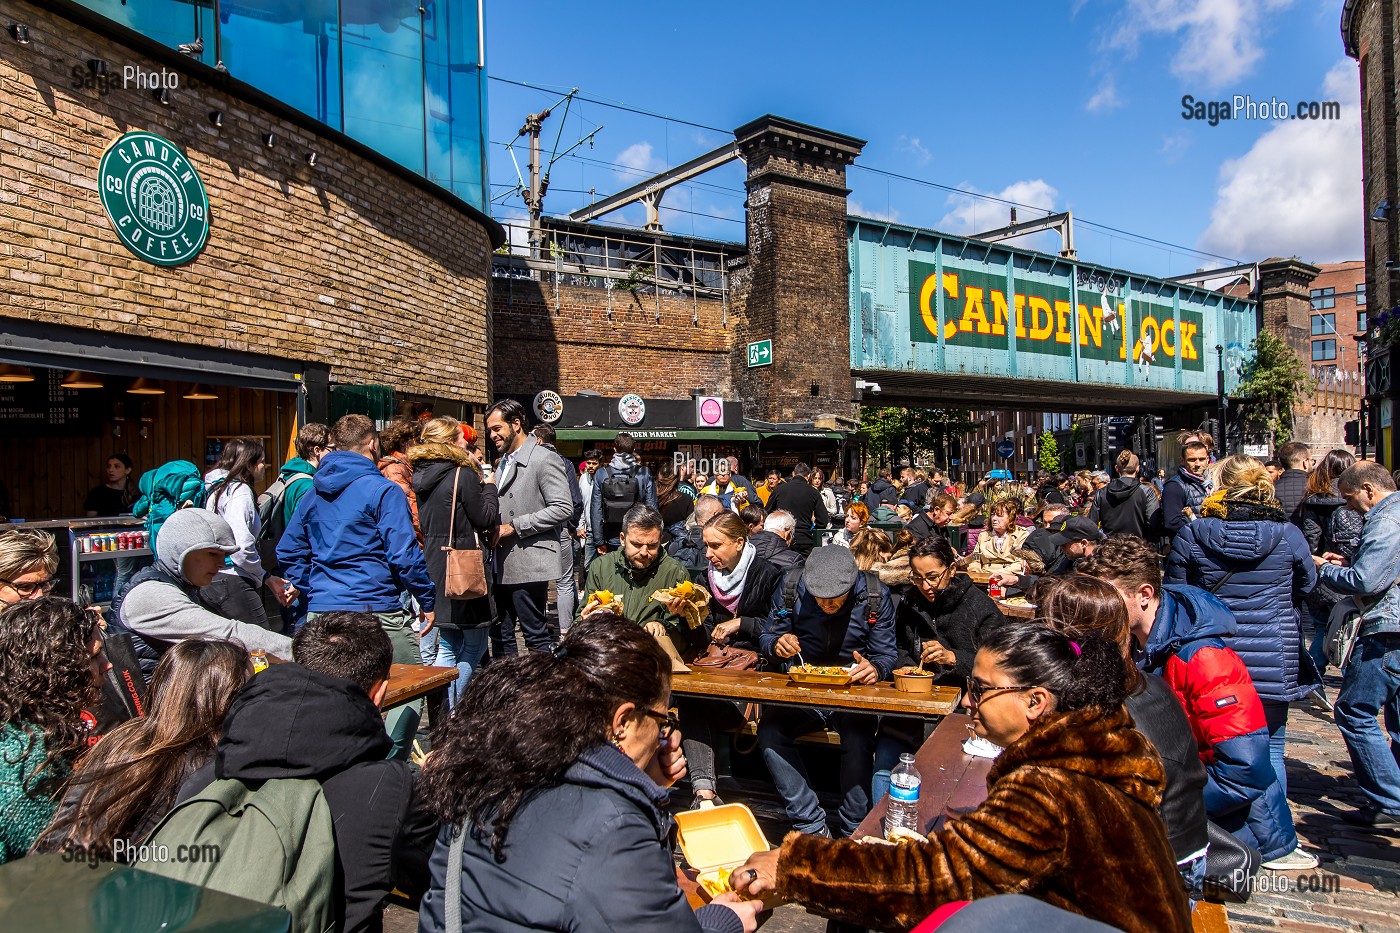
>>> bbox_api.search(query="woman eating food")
[417,616,761,933]
[728,622,1191,933]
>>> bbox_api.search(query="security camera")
[854,379,882,394]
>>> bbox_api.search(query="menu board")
[0,369,105,435]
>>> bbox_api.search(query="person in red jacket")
[1080,534,1313,870]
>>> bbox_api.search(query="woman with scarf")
[1165,454,1319,870]
[965,498,1030,574]
[679,511,784,809]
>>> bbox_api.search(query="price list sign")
[0,369,104,436]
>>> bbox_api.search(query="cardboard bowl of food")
[892,666,936,694]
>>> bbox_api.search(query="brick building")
[1308,260,1367,375]
[0,0,501,520]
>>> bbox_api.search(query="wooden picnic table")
[383,663,458,722]
[671,667,961,718]
[853,712,994,840]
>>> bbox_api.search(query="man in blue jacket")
[278,414,436,756]
[1161,440,1212,539]
[1316,461,1400,829]
[758,546,897,837]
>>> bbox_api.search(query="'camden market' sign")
[98,131,210,267]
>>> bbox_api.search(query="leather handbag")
[690,642,759,671]
[442,468,488,600]
[1203,819,1261,903]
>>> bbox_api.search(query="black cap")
[1047,516,1105,547]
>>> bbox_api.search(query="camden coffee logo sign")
[98,131,210,267]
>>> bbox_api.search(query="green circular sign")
[98,131,210,267]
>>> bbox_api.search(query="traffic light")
[1152,415,1166,446]
[1105,417,1134,456]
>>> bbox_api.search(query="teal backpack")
[140,777,337,933]
[132,460,206,544]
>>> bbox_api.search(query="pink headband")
[1070,641,1082,657]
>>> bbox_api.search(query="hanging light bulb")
[126,377,165,395]
[61,370,104,389]
[0,363,35,383]
[182,383,219,400]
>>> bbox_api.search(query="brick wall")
[491,273,733,398]
[0,0,493,403]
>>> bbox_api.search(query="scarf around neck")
[709,540,756,602]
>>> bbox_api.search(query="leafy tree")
[1236,331,1315,447]
[859,406,984,471]
[1037,431,1061,473]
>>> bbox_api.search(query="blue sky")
[484,0,1360,280]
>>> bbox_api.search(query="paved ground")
[387,675,1398,932]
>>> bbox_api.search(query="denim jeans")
[434,627,488,708]
[758,706,877,836]
[1260,699,1290,798]
[1334,633,1400,814]
[1307,604,1332,675]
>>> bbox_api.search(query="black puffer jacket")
[179,664,437,933]
[409,444,500,631]
[1301,486,1364,612]
[1089,476,1160,539]
[749,530,803,570]
[893,574,1007,680]
[694,550,785,650]
[1126,672,1209,863]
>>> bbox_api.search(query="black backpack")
[779,567,882,623]
[600,466,641,525]
[256,472,312,571]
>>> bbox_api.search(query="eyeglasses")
[965,678,1037,706]
[1,576,57,598]
[909,567,952,587]
[642,707,680,739]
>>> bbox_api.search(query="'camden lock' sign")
[98,131,210,267]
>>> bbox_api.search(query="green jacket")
[578,549,697,633]
[278,457,318,526]
[0,723,58,864]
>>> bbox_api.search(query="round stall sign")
[618,393,646,425]
[533,390,564,423]
[698,397,723,426]
[98,131,210,267]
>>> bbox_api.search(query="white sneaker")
[1262,848,1319,871]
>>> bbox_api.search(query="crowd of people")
[1,417,1396,933]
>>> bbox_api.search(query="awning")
[554,428,760,442]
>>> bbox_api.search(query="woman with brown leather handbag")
[679,511,785,809]
[410,417,499,707]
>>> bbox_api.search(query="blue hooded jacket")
[277,451,435,613]
[760,571,898,680]
[1165,511,1316,703]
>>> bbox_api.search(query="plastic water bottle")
[885,752,922,838]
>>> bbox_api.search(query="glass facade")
[73,0,489,212]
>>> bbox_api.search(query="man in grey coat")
[487,399,574,655]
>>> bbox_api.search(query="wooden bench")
[727,720,844,746]
[1192,901,1230,933]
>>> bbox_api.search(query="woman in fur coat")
[730,622,1192,933]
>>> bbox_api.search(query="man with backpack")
[589,432,658,553]
[766,462,831,556]
[757,545,897,837]
[258,422,332,631]
[151,612,436,933]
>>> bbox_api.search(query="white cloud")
[1159,134,1190,160]
[1086,75,1122,112]
[848,200,901,223]
[1197,59,1362,263]
[937,180,1059,236]
[1108,0,1294,89]
[895,135,933,166]
[614,141,664,179]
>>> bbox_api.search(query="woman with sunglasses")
[417,614,760,933]
[873,535,1008,801]
[730,621,1191,933]
[0,529,59,606]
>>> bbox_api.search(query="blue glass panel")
[341,1,425,174]
[423,2,452,189]
[446,0,485,210]
[71,0,212,64]
[220,1,341,126]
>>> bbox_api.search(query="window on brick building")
[1311,313,1335,336]
[1312,339,1337,362]
[1310,287,1335,310]
[1359,311,1369,331]
[1356,283,1367,306]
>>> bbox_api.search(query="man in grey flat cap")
[756,546,897,837]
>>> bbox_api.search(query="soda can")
[105,534,116,552]
[118,532,128,550]
[80,535,91,554]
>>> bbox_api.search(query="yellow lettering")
[989,290,1008,336]
[919,273,939,339]
[1077,304,1102,349]
[942,272,959,300]
[1054,301,1073,344]
[1179,322,1199,360]
[1028,297,1054,340]
[1141,317,1161,357]
[961,287,990,334]
[1014,295,1028,338]
[1161,319,1177,357]
[1119,304,1129,360]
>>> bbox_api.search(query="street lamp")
[1215,344,1226,454]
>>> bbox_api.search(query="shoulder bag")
[1203,819,1261,903]
[442,468,489,600]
